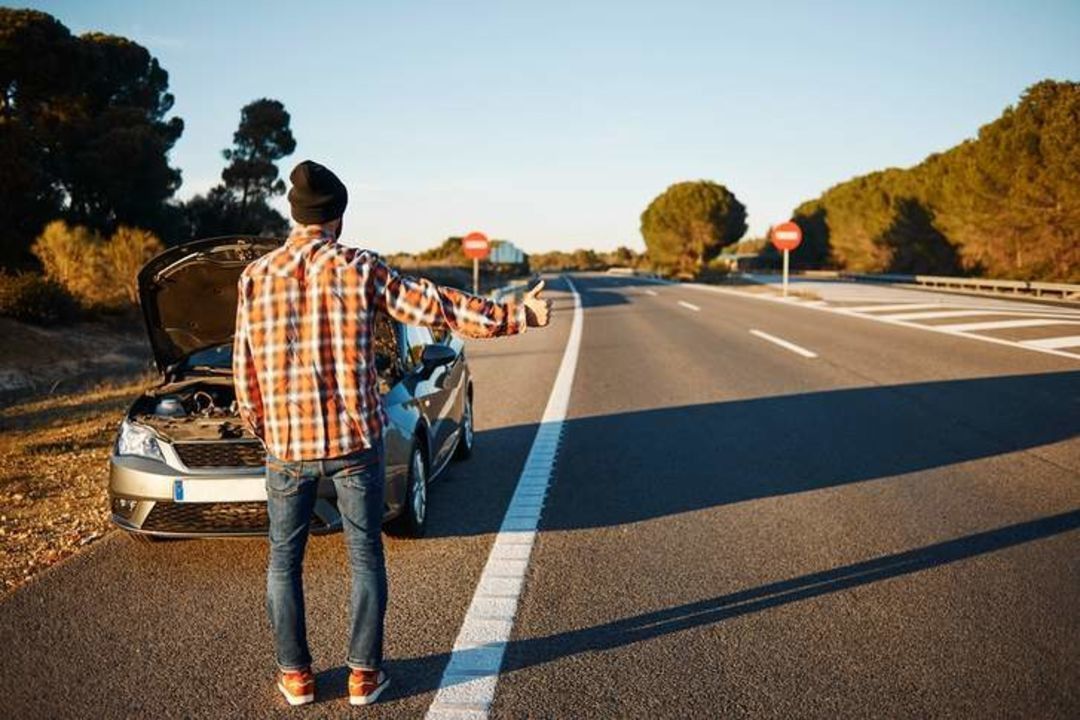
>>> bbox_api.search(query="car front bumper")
[108,454,339,537]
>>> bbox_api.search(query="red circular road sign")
[771,221,803,251]
[462,231,490,259]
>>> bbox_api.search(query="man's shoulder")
[328,244,390,275]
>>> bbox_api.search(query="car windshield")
[179,344,232,371]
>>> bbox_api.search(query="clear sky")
[30,0,1080,255]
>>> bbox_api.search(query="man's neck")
[290,224,337,243]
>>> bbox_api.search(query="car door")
[372,313,412,518]
[402,324,458,472]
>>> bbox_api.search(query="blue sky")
[32,0,1080,254]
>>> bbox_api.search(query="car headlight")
[115,420,166,462]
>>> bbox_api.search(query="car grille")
[141,501,328,535]
[174,441,265,468]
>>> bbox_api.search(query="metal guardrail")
[845,273,1080,301]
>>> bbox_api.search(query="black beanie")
[287,160,348,224]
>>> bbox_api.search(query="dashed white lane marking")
[644,289,658,296]
[749,329,818,358]
[425,276,583,720]
[936,318,1080,332]
[678,300,701,312]
[688,283,1080,362]
[1022,335,1080,350]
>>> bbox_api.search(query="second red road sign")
[770,221,803,252]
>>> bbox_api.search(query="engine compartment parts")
[150,384,238,419]
[131,379,255,442]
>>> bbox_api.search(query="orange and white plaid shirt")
[233,225,527,461]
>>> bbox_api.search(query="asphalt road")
[1,273,1078,719]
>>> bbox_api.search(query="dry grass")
[0,376,152,594]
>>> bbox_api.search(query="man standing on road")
[232,160,551,707]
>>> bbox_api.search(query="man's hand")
[523,280,551,328]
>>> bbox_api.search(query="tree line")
[786,80,1079,282]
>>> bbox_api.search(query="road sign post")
[770,221,803,297]
[462,231,491,294]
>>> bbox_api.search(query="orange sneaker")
[348,668,390,706]
[277,667,315,706]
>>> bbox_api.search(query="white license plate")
[173,477,266,503]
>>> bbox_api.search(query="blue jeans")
[265,446,387,672]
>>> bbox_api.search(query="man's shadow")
[315,508,1080,704]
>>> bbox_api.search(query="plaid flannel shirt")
[233,225,527,461]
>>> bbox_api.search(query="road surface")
[1,273,1077,719]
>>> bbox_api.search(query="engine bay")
[130,377,255,442]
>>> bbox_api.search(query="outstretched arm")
[373,258,551,338]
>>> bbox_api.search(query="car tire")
[454,392,474,460]
[386,444,427,538]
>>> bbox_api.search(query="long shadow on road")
[426,370,1080,538]
[381,509,1080,702]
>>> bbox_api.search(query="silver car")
[108,236,475,539]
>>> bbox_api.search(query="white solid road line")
[936,318,1079,332]
[678,301,701,312]
[1021,335,1080,350]
[644,289,658,296]
[749,329,818,358]
[425,276,583,720]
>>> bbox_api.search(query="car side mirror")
[420,344,455,372]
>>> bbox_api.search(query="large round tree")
[640,180,747,276]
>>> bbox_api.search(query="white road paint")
[688,283,1080,362]
[878,309,1000,321]
[644,289,658,296]
[936,318,1079,332]
[749,329,818,358]
[1021,335,1080,350]
[678,301,701,312]
[425,276,583,720]
[841,302,945,313]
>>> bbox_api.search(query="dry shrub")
[104,227,163,305]
[0,272,80,325]
[32,221,163,310]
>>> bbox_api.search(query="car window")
[373,313,403,386]
[429,326,450,344]
[404,325,433,370]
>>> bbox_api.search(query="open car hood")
[138,236,282,371]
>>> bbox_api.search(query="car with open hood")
[108,236,475,539]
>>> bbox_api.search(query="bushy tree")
[640,181,747,276]
[221,98,296,212]
[417,236,468,265]
[184,98,296,239]
[0,10,183,267]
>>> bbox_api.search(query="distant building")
[489,240,526,265]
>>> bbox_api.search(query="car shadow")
[426,370,1080,538]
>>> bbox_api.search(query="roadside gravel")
[0,377,151,594]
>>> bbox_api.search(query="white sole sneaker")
[349,674,390,706]
[277,681,314,706]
